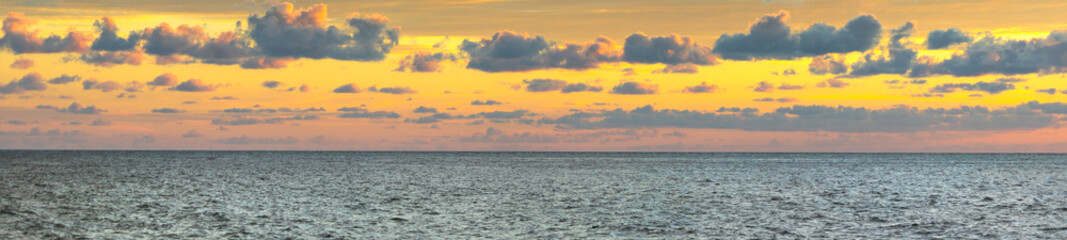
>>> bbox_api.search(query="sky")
[1,0,1067,152]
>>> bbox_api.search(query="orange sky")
[1,0,1067,152]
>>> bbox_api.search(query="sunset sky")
[2,0,1067,151]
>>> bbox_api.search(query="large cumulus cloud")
[713,11,882,60]
[926,28,971,49]
[622,33,717,65]
[246,3,399,61]
[1,12,92,54]
[460,31,619,72]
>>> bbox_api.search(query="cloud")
[47,74,80,85]
[338,107,401,119]
[682,82,717,93]
[459,127,560,143]
[142,73,177,88]
[151,108,186,113]
[610,82,657,95]
[539,103,1061,133]
[9,58,32,69]
[240,57,293,69]
[0,72,46,94]
[523,79,567,92]
[1036,88,1057,95]
[191,31,254,64]
[395,52,457,72]
[181,130,202,138]
[333,83,361,93]
[217,135,299,144]
[713,11,882,60]
[89,119,112,126]
[560,83,603,93]
[368,85,417,94]
[210,96,239,100]
[753,81,774,92]
[754,97,798,103]
[414,106,437,113]
[478,110,529,119]
[142,23,207,56]
[51,102,106,114]
[926,28,972,49]
[211,115,318,125]
[816,78,850,88]
[0,12,92,54]
[461,30,619,72]
[914,31,1067,77]
[262,80,283,88]
[654,64,699,74]
[778,83,804,90]
[79,50,146,67]
[471,99,503,105]
[246,3,399,61]
[848,22,917,76]
[622,33,717,65]
[171,79,218,92]
[929,81,1014,95]
[808,54,847,75]
[90,17,140,51]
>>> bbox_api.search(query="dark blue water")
[1,151,1065,238]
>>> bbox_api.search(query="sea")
[1,151,1065,239]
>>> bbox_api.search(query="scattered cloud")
[610,82,657,95]
[713,11,882,60]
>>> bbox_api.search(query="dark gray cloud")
[778,83,804,90]
[808,54,847,75]
[148,73,177,87]
[0,12,92,54]
[338,107,400,119]
[914,31,1067,77]
[849,22,918,76]
[47,102,106,114]
[171,79,217,92]
[142,23,207,56]
[47,74,81,85]
[151,108,185,113]
[191,31,254,65]
[262,80,283,89]
[683,82,717,93]
[929,81,1014,95]
[369,85,417,94]
[753,81,774,92]
[713,11,882,60]
[461,31,619,72]
[926,28,972,49]
[10,58,32,69]
[1036,88,1057,95]
[478,110,529,119]
[181,130,202,138]
[523,79,567,92]
[754,97,798,103]
[622,33,716,65]
[610,82,657,95]
[395,52,457,72]
[246,3,398,61]
[816,78,850,88]
[414,106,437,113]
[0,72,46,94]
[654,64,699,74]
[561,83,603,93]
[89,119,112,126]
[333,83,361,93]
[211,115,318,125]
[471,100,503,105]
[539,103,1062,133]
[240,57,292,69]
[459,127,560,143]
[217,136,298,144]
[79,50,145,67]
[90,17,140,51]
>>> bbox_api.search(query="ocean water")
[1,151,1065,239]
